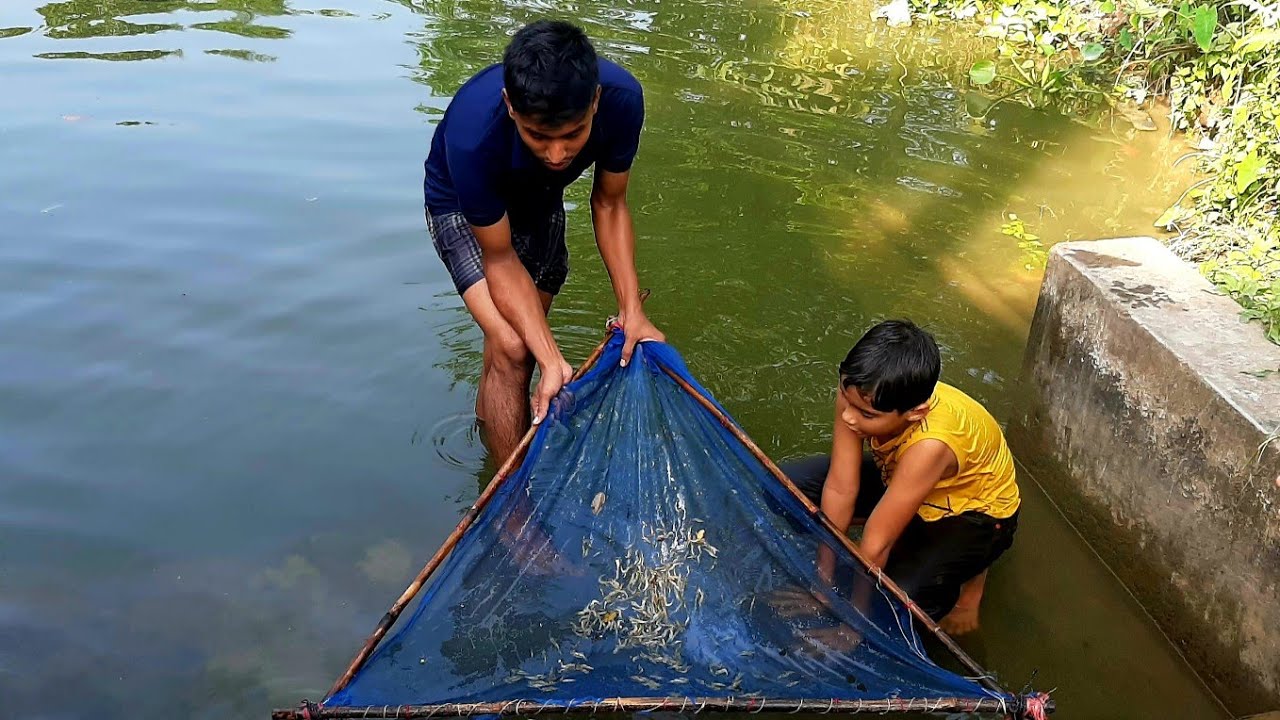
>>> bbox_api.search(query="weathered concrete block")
[1011,237,1280,714]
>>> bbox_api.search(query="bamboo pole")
[660,366,1010,700]
[321,332,615,700]
[274,694,1050,719]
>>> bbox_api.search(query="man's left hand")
[616,309,665,367]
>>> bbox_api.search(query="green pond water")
[0,0,1226,717]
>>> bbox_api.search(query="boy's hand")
[769,589,864,658]
[797,624,864,657]
[768,587,831,619]
[816,543,838,588]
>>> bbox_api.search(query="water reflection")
[206,47,277,62]
[18,0,300,61]
[35,49,184,61]
[396,0,1065,433]
[38,0,292,38]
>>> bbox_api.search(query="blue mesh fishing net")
[321,332,1024,715]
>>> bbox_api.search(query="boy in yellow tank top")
[783,319,1021,635]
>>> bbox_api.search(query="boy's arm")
[814,389,863,585]
[591,169,664,364]
[820,389,862,533]
[859,439,957,568]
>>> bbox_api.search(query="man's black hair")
[839,319,941,413]
[503,20,599,126]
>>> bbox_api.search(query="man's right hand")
[532,358,574,425]
[472,216,572,427]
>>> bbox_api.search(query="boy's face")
[840,386,929,442]
[504,87,601,171]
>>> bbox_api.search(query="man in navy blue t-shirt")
[424,20,664,463]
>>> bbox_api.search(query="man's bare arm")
[591,169,664,364]
[472,216,572,422]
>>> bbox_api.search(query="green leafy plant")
[888,0,1280,343]
[1203,239,1280,343]
[1001,214,1049,270]
[1192,4,1218,52]
[970,59,998,84]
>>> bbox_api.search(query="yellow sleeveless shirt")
[869,382,1021,522]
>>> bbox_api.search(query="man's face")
[504,88,600,171]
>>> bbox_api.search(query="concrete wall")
[1011,237,1280,715]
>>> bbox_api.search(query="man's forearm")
[591,201,642,315]
[483,253,563,368]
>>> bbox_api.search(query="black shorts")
[426,206,569,296]
[781,454,1019,620]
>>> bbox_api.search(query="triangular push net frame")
[273,327,1052,720]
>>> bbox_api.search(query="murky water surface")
[0,0,1223,717]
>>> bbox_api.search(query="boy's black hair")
[839,319,941,413]
[503,20,599,126]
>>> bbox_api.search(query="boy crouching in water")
[783,319,1021,635]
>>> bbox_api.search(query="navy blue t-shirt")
[423,59,644,227]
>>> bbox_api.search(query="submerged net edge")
[274,692,1036,718]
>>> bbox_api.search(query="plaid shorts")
[426,207,569,296]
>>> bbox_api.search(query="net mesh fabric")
[327,333,1008,710]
